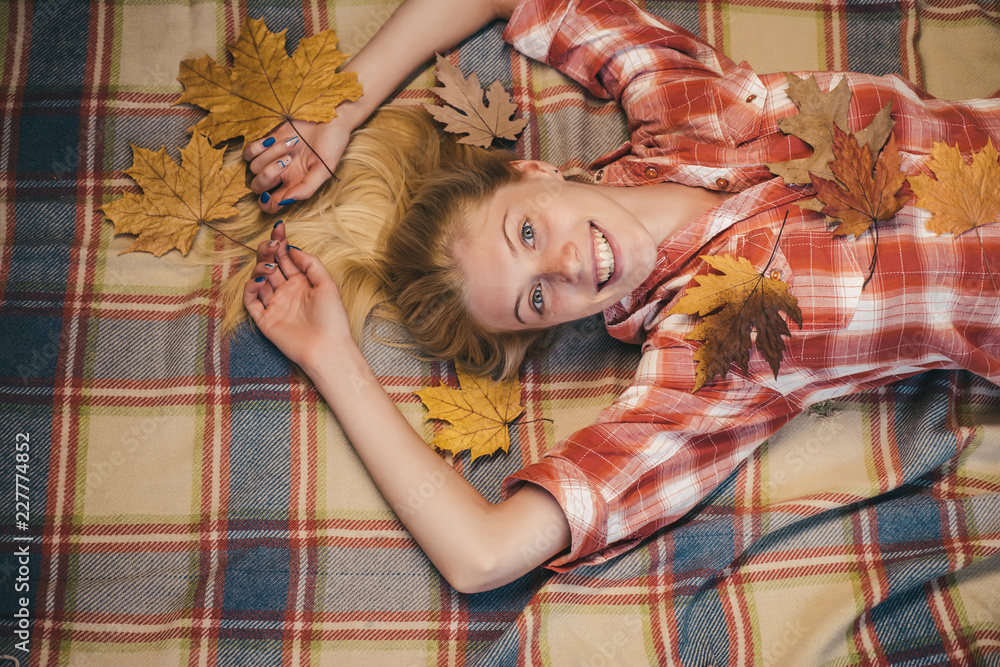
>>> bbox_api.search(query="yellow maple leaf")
[667,254,803,392]
[910,139,1000,235]
[414,368,525,461]
[424,53,528,148]
[100,132,249,256]
[766,73,895,186]
[176,17,363,148]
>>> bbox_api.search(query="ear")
[511,159,562,178]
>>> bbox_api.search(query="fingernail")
[273,219,283,228]
[268,240,277,247]
[254,276,266,282]
[260,192,270,204]
[264,263,275,270]
[284,136,299,148]
[262,137,275,148]
[276,159,289,170]
[288,245,301,252]
[278,198,295,206]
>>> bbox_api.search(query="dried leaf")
[100,133,249,256]
[176,17,363,148]
[424,53,528,148]
[667,254,803,392]
[812,127,909,238]
[766,73,894,185]
[414,369,525,461]
[910,139,1000,235]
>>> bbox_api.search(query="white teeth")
[591,225,615,286]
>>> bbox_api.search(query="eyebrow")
[502,210,526,324]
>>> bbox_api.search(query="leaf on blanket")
[100,133,249,256]
[668,254,803,392]
[811,128,909,238]
[424,53,528,148]
[176,17,363,148]
[415,368,525,461]
[765,73,895,186]
[910,139,1000,236]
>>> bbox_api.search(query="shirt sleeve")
[501,343,802,571]
[502,0,769,184]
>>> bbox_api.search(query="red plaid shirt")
[499,0,1000,571]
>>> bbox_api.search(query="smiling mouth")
[591,223,615,290]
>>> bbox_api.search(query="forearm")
[335,0,517,131]
[303,343,508,590]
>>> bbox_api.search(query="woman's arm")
[245,0,521,213]
[244,223,571,593]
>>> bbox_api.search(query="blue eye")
[521,220,534,244]
[531,285,543,313]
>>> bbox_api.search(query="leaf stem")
[202,221,256,253]
[287,117,340,183]
[862,221,879,289]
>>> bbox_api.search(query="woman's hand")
[243,118,352,214]
[243,221,351,369]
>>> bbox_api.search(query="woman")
[226,0,1000,593]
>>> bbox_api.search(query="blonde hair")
[215,106,550,378]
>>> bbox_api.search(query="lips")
[591,223,615,290]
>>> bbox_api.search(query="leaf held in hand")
[100,132,249,256]
[424,53,528,148]
[667,254,803,392]
[415,369,525,461]
[765,73,894,186]
[176,17,363,148]
[813,127,909,238]
[910,139,1000,235]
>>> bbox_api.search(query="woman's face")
[456,165,659,332]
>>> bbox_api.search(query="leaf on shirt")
[176,17,363,148]
[100,132,249,256]
[414,369,525,461]
[765,73,895,186]
[668,254,803,392]
[910,139,1000,236]
[811,127,910,238]
[424,53,528,148]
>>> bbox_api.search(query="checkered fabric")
[1,1,998,666]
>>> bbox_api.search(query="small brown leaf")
[176,17,363,148]
[424,53,528,148]
[813,127,909,238]
[910,139,1000,235]
[766,73,894,186]
[100,133,249,256]
[667,254,803,392]
[414,369,525,461]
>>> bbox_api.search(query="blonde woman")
[226,0,1000,592]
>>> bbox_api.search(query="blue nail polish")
[278,198,295,206]
[260,192,270,204]
[288,245,301,252]
[273,219,282,228]
[262,137,275,147]
[254,276,266,282]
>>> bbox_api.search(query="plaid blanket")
[2,0,999,665]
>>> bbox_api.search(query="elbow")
[440,552,512,595]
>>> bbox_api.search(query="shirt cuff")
[501,456,640,572]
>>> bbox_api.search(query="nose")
[543,241,583,284]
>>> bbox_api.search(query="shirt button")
[745,94,757,103]
[644,166,658,179]
[716,177,729,189]
[595,169,604,181]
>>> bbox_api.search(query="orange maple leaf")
[813,126,910,238]
[667,254,803,392]
[414,369,525,461]
[424,53,528,148]
[176,17,363,148]
[910,139,1000,235]
[100,132,249,256]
